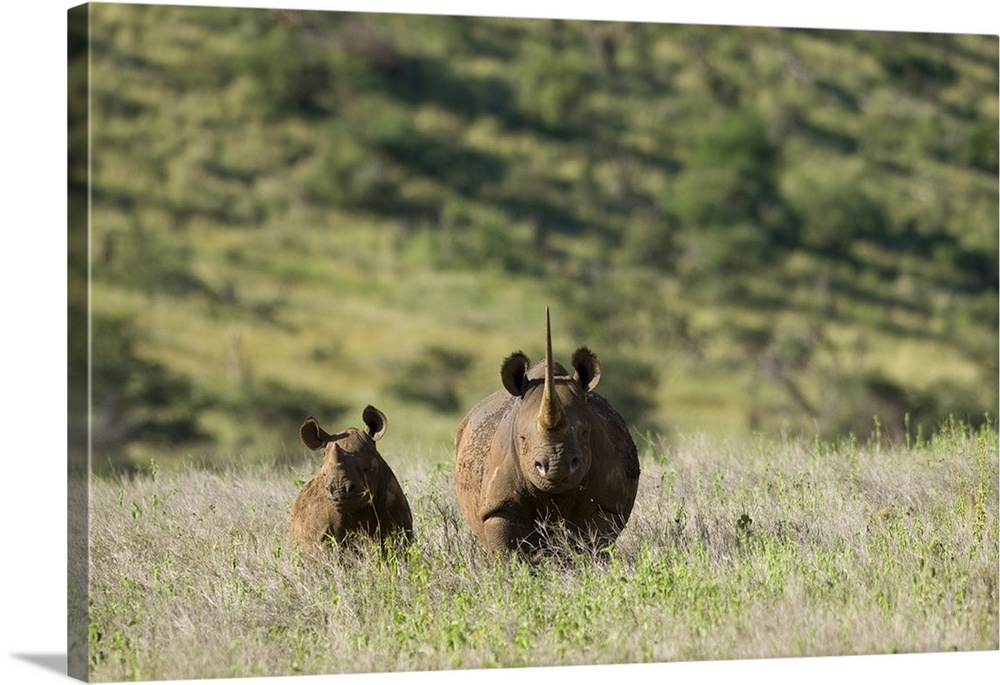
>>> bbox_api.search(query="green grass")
[86,419,998,681]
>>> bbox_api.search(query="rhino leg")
[482,512,536,556]
[290,479,334,549]
[290,517,327,549]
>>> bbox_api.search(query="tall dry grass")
[85,420,998,681]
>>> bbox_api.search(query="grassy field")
[85,418,998,682]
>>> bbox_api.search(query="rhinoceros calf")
[454,309,640,558]
[290,406,413,552]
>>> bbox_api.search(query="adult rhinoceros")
[454,309,640,558]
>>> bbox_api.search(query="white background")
[1,1,997,684]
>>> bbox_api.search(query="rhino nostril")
[569,457,581,472]
[534,461,548,476]
[329,481,356,499]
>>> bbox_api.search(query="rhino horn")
[538,307,568,433]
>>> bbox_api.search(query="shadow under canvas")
[12,653,67,676]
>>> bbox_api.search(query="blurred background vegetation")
[68,4,998,472]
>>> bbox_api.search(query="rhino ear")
[500,351,531,397]
[299,417,330,450]
[572,346,602,393]
[362,405,388,442]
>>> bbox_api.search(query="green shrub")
[90,315,210,472]
[389,346,474,413]
[964,118,999,173]
[786,178,887,255]
[517,45,594,130]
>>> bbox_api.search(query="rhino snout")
[534,455,582,478]
[531,452,585,493]
[327,479,361,502]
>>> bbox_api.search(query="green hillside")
[68,4,999,471]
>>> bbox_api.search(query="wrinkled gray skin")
[290,406,413,552]
[454,311,640,558]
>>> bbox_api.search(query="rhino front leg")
[482,512,537,558]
